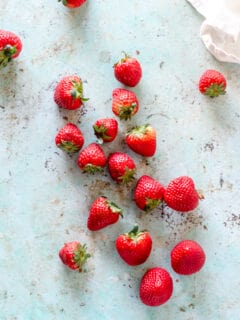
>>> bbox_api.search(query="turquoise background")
[1,0,240,319]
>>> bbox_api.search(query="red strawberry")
[108,152,136,183]
[139,267,173,306]
[77,143,106,173]
[115,225,152,266]
[171,240,206,275]
[164,176,203,212]
[126,124,157,157]
[134,175,165,212]
[0,30,22,68]
[87,196,122,231]
[55,123,84,153]
[112,88,139,120]
[54,75,88,110]
[59,0,86,8]
[93,118,118,143]
[114,52,142,87]
[59,241,90,271]
[199,69,226,97]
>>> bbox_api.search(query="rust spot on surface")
[204,142,214,152]
[224,213,240,228]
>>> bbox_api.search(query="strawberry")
[112,88,139,120]
[115,225,152,266]
[55,123,84,153]
[54,75,88,110]
[93,118,118,143]
[114,52,142,87]
[77,143,106,173]
[59,241,90,271]
[199,69,226,98]
[87,196,122,231]
[134,175,165,212]
[171,240,206,275]
[58,0,87,8]
[164,176,203,212]
[108,152,136,183]
[126,124,157,157]
[0,30,22,68]
[139,267,173,306]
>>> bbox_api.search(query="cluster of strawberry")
[0,13,227,308]
[54,52,207,307]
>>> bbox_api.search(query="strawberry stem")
[204,83,226,98]
[119,103,137,120]
[106,200,123,217]
[57,140,81,153]
[71,80,89,102]
[0,45,17,69]
[93,124,111,141]
[128,124,149,136]
[126,225,146,241]
[121,51,130,63]
[145,198,161,212]
[119,167,135,183]
[129,225,139,235]
[197,190,205,200]
[73,243,91,272]
[83,164,104,174]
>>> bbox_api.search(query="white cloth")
[187,0,240,64]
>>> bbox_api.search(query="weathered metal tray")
[1,1,240,319]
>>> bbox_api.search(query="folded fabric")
[187,0,240,64]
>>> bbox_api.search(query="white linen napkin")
[187,0,240,64]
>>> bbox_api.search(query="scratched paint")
[0,0,240,319]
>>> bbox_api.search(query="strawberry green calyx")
[197,190,205,200]
[71,80,89,101]
[106,200,123,217]
[58,0,67,5]
[204,83,226,98]
[119,167,136,183]
[57,141,81,153]
[126,225,145,241]
[0,45,17,68]
[129,124,149,136]
[83,164,104,174]
[93,124,111,141]
[73,243,91,272]
[145,198,161,212]
[114,51,130,66]
[120,51,130,63]
[119,103,137,120]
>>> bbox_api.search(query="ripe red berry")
[198,69,226,98]
[115,225,152,266]
[134,175,165,212]
[59,241,90,271]
[87,196,122,231]
[77,143,107,173]
[114,52,142,87]
[164,176,203,212]
[112,88,139,120]
[0,30,22,68]
[139,267,173,306]
[171,240,206,275]
[55,123,84,153]
[93,118,118,143]
[59,0,87,8]
[108,152,136,183]
[54,75,88,110]
[126,124,157,157]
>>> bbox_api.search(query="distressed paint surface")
[1,0,240,319]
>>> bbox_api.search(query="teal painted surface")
[1,0,240,319]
